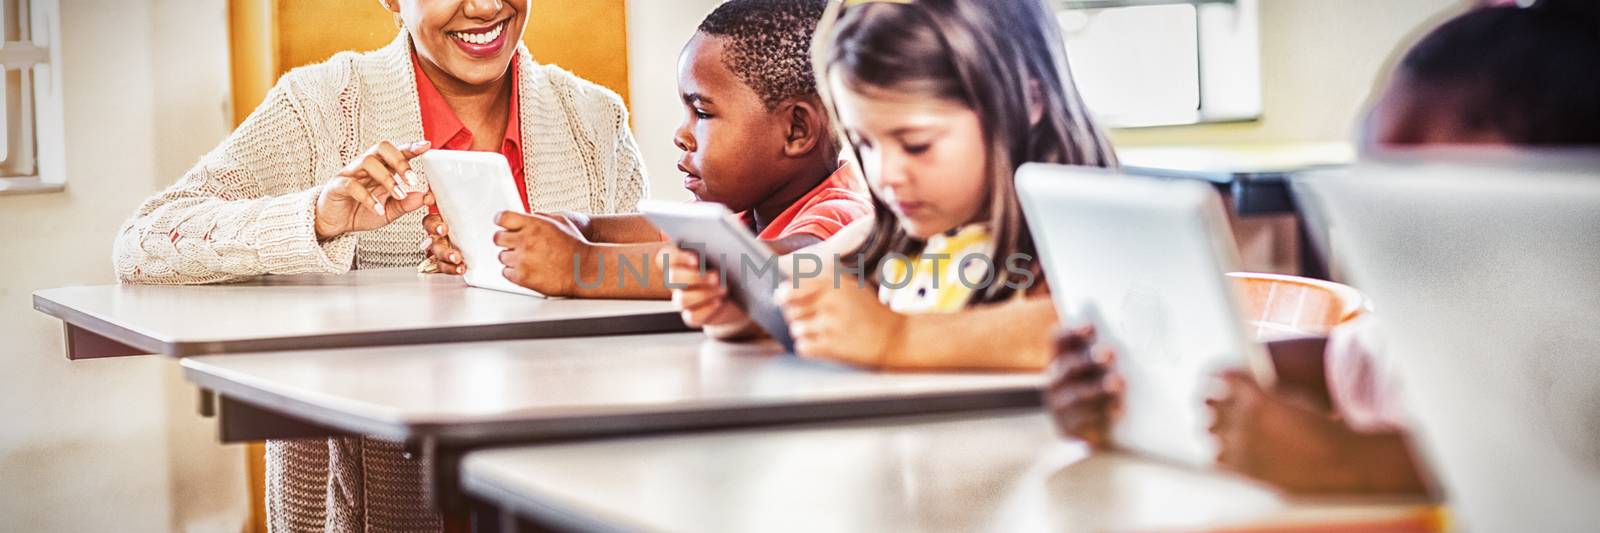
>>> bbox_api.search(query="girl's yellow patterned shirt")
[878,224,995,313]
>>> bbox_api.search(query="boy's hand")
[1044,324,1124,448]
[493,211,593,296]
[421,208,465,275]
[549,211,596,241]
[775,271,905,368]
[666,247,753,330]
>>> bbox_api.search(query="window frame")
[1054,0,1262,129]
[0,0,63,196]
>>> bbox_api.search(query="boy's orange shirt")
[742,162,872,241]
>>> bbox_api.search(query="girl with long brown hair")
[673,0,1117,371]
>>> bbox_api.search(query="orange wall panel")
[230,0,630,126]
[520,0,630,104]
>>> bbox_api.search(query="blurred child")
[1048,0,1600,494]
[670,0,1117,368]
[427,0,872,299]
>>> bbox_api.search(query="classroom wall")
[0,1,246,532]
[1114,0,1466,147]
[626,0,722,203]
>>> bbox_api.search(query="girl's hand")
[493,211,593,296]
[666,247,752,329]
[776,272,906,368]
[420,210,465,275]
[1044,324,1124,448]
[315,141,431,240]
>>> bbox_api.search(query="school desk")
[1119,143,1354,216]
[31,267,687,359]
[1120,143,1354,278]
[461,410,1438,533]
[179,332,1045,511]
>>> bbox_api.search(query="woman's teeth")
[450,23,503,46]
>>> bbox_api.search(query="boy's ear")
[781,99,826,158]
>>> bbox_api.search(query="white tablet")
[412,150,544,297]
[1017,163,1273,467]
[1299,155,1600,532]
[640,200,794,352]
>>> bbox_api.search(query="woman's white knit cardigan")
[111,33,647,532]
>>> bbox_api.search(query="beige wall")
[626,0,722,203]
[0,1,246,532]
[1115,0,1467,147]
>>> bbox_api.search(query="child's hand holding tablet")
[491,211,596,296]
[642,201,795,352]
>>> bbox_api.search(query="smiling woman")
[111,0,646,531]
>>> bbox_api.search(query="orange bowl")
[1228,272,1367,341]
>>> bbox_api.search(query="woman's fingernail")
[451,253,460,263]
[405,170,418,188]
[373,200,386,217]
[393,184,407,198]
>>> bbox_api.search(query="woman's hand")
[420,210,465,275]
[665,247,753,329]
[315,140,431,240]
[775,272,906,368]
[493,211,593,296]
[1044,324,1124,448]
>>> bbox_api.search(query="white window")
[0,0,62,195]
[1055,0,1261,128]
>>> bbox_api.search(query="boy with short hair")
[426,0,868,299]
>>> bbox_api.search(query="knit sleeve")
[545,67,648,215]
[566,76,648,215]
[606,96,648,214]
[112,77,357,285]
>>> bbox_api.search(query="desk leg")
[467,503,553,533]
[198,389,215,418]
[64,324,148,360]
[466,501,510,533]
[1297,215,1329,280]
[426,441,531,533]
[423,439,469,513]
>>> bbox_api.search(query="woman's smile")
[447,20,510,58]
